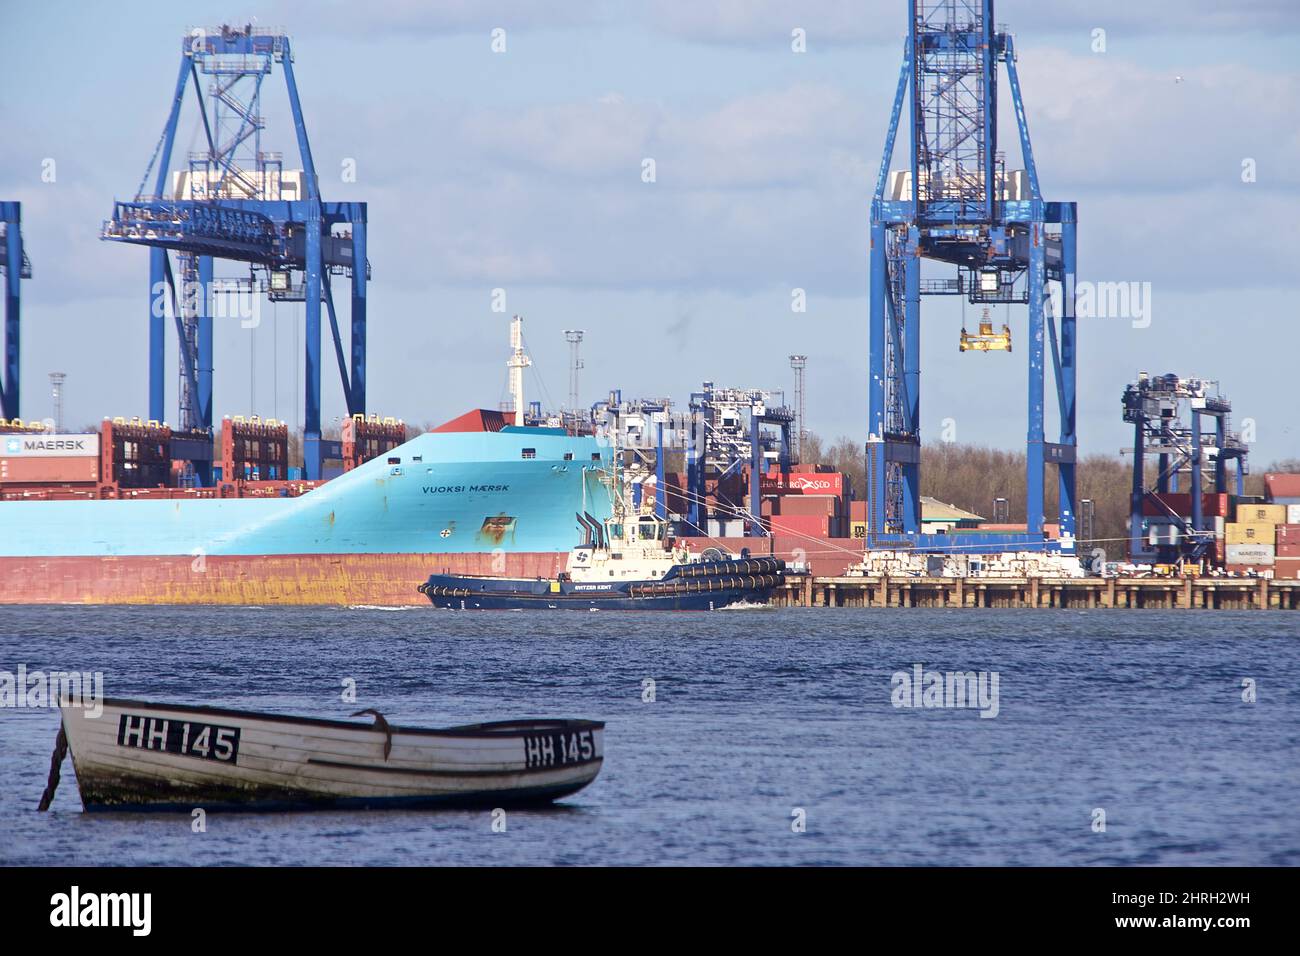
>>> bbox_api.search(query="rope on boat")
[351,708,394,759]
[36,726,68,812]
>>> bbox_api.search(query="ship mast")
[611,408,624,525]
[506,315,531,427]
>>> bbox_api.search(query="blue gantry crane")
[868,0,1078,552]
[102,24,369,480]
[1,201,32,421]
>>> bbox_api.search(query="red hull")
[0,538,863,606]
[0,552,568,606]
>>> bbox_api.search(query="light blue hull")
[0,428,612,557]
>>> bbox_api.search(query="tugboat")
[418,511,785,610]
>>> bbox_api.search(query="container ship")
[0,410,612,605]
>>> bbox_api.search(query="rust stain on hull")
[0,552,568,606]
[476,513,517,547]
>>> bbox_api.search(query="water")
[1,606,1297,866]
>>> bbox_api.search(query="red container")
[761,472,844,497]
[1276,524,1300,546]
[1275,542,1300,559]
[775,495,837,517]
[0,456,100,484]
[770,514,831,538]
[1274,558,1300,580]
[1142,492,1230,518]
[1142,493,1189,517]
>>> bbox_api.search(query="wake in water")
[718,600,777,611]
[345,605,419,612]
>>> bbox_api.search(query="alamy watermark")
[891,664,1000,718]
[150,278,263,329]
[1049,281,1153,329]
[0,664,104,718]
[50,886,150,936]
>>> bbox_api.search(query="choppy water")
[1,606,1296,866]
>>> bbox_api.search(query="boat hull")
[420,557,785,610]
[59,699,604,812]
[422,586,774,611]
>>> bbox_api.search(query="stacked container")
[1277,524,1300,580]
[0,432,101,486]
[763,470,846,538]
[1224,503,1286,576]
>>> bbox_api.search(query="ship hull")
[0,552,572,605]
[0,428,611,605]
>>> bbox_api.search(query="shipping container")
[770,514,831,538]
[1273,558,1300,580]
[775,495,838,517]
[0,433,100,458]
[1276,542,1300,559]
[1236,503,1286,524]
[706,518,748,538]
[1224,521,1277,545]
[1140,492,1230,518]
[760,472,844,497]
[1277,524,1300,546]
[1288,505,1300,525]
[850,520,867,539]
[1146,521,1181,546]
[1225,543,1275,566]
[0,455,100,484]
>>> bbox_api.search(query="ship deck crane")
[868,0,1078,553]
[102,25,370,480]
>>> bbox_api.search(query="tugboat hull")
[420,585,774,611]
[419,557,785,611]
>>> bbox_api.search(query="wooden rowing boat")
[48,697,604,812]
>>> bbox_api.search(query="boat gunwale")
[64,697,605,738]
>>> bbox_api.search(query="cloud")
[271,0,606,37]
[283,1,1300,46]
[7,8,1296,315]
[643,0,1300,46]
[323,83,873,293]
[1009,0,1300,37]
[1016,49,1300,194]
[332,52,1295,298]
[644,0,900,47]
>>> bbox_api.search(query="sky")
[2,0,1298,464]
